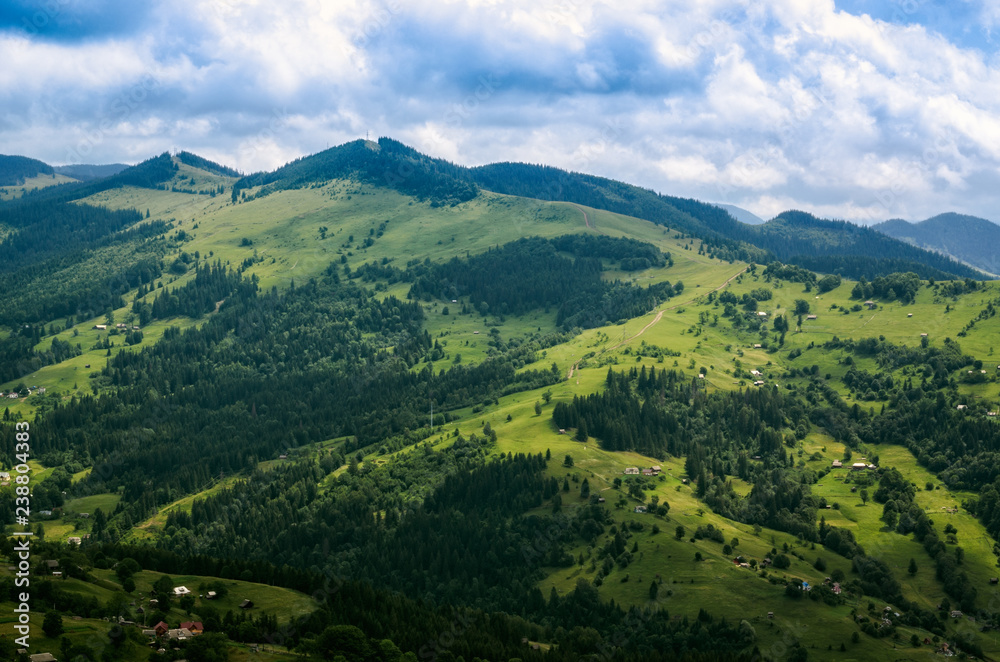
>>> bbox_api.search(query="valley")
[1,141,1000,661]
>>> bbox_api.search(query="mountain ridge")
[874,212,1000,276]
[1,139,990,281]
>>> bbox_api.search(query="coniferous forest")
[2,139,1000,662]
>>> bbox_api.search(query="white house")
[173,586,191,596]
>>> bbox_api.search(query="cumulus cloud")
[2,0,1000,222]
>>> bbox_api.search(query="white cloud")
[2,0,1000,222]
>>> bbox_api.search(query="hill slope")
[0,154,53,185]
[875,213,1000,275]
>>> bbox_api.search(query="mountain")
[0,154,54,185]
[714,202,766,225]
[5,137,1000,661]
[738,210,985,281]
[13,138,978,281]
[874,213,1000,276]
[54,162,129,181]
[464,160,984,280]
[232,137,476,206]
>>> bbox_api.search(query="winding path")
[565,265,748,379]
[567,202,605,235]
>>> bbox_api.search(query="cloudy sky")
[2,0,999,224]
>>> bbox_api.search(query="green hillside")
[875,213,1000,276]
[1,142,1000,660]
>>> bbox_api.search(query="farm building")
[851,462,868,471]
[623,467,640,475]
[831,460,842,468]
[173,586,191,596]
[180,621,204,634]
[806,314,817,320]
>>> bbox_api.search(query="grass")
[0,564,317,660]
[6,162,1000,660]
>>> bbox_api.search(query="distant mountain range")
[54,163,129,181]
[873,213,1000,276]
[713,202,766,225]
[0,141,992,281]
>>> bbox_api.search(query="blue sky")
[2,0,1000,224]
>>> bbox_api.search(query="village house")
[239,599,254,609]
[154,621,169,636]
[864,301,877,309]
[641,468,655,476]
[623,467,640,475]
[753,343,762,349]
[181,621,204,634]
[753,380,765,386]
[634,505,647,514]
[831,460,843,468]
[650,465,661,474]
[957,404,967,410]
[907,313,913,317]
[29,654,58,662]
[94,324,107,330]
[167,627,193,641]
[806,314,817,320]
[750,370,761,377]
[173,586,191,596]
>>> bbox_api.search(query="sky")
[2,0,1000,224]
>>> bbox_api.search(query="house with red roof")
[180,621,204,635]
